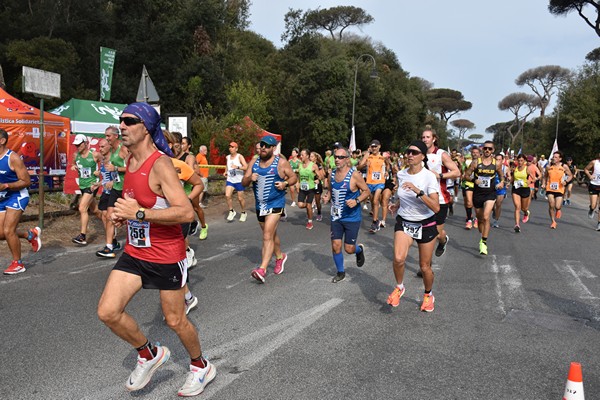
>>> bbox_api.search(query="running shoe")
[356,244,365,267]
[251,267,266,283]
[199,224,208,240]
[420,293,435,312]
[567,199,571,206]
[72,233,87,245]
[556,209,562,219]
[315,214,322,222]
[368,220,380,233]
[126,345,170,391]
[387,286,405,307]
[189,221,199,236]
[522,210,530,223]
[3,260,25,275]
[473,218,478,229]
[274,253,287,275]
[596,222,600,231]
[113,240,122,251]
[177,361,216,397]
[227,210,236,221]
[514,225,521,233]
[332,272,346,283]
[562,199,566,206]
[550,221,557,229]
[186,247,198,268]
[492,219,499,228]
[435,235,449,257]
[306,221,314,230]
[239,212,247,222]
[479,240,488,255]
[588,208,594,219]
[290,201,297,207]
[28,226,42,252]
[96,246,116,258]
[379,220,386,228]
[465,220,472,230]
[185,296,198,315]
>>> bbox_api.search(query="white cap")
[72,134,87,145]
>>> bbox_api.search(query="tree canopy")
[515,65,571,117]
[548,0,600,37]
[426,88,472,124]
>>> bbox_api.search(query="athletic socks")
[482,237,487,244]
[136,341,157,360]
[191,355,208,369]
[466,207,473,221]
[185,291,193,302]
[333,252,344,273]
[355,245,363,256]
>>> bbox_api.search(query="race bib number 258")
[127,220,150,247]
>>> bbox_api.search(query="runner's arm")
[3,152,31,191]
[441,152,460,180]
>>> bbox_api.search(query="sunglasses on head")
[483,146,494,151]
[405,149,422,156]
[119,116,143,126]
[259,142,274,148]
[334,155,348,160]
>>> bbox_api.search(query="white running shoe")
[185,296,198,315]
[227,210,236,221]
[186,247,198,268]
[290,201,297,207]
[239,212,247,222]
[178,361,217,397]
[126,345,170,391]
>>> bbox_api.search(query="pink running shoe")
[251,267,267,283]
[274,253,287,275]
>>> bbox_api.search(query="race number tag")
[331,205,342,220]
[0,190,6,198]
[514,180,524,189]
[259,208,273,217]
[550,182,559,191]
[111,171,121,182]
[300,181,309,191]
[371,172,381,181]
[80,167,92,178]
[478,176,491,188]
[229,169,237,178]
[402,222,423,240]
[127,220,150,247]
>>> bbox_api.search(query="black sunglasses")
[119,116,143,126]
[405,149,422,156]
[260,142,274,148]
[483,146,494,151]
[334,155,348,160]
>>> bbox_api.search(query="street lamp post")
[351,54,378,143]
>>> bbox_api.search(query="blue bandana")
[122,102,173,157]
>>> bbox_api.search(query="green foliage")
[426,88,472,123]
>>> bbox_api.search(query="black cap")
[408,140,428,156]
[332,142,342,149]
[370,139,381,146]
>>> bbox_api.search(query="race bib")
[478,176,491,188]
[127,221,150,247]
[402,221,423,240]
[550,182,559,191]
[371,172,381,181]
[259,208,273,217]
[514,180,524,189]
[331,205,342,220]
[300,181,309,191]
[80,167,92,178]
[228,169,237,178]
[0,190,6,198]
[111,171,121,182]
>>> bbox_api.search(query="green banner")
[99,47,116,101]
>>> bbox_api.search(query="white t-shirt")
[226,154,244,183]
[396,168,440,221]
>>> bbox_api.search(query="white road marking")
[490,255,530,315]
[554,260,599,300]
[0,275,31,284]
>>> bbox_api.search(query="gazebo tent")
[0,87,71,188]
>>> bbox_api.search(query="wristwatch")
[356,198,361,205]
[416,190,425,198]
[136,208,146,222]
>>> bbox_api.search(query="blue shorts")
[0,191,30,212]
[330,219,361,245]
[226,181,245,192]
[367,183,385,194]
[496,188,507,196]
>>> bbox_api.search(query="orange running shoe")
[420,293,435,312]
[556,209,562,219]
[387,286,405,307]
[550,221,557,229]
[473,218,479,229]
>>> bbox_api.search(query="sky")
[248,0,599,140]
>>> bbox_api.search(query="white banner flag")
[549,138,559,160]
[349,126,356,151]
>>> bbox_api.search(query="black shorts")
[180,222,190,239]
[256,207,284,223]
[113,252,187,290]
[81,187,99,196]
[512,187,530,199]
[98,192,111,211]
[435,204,449,226]
[546,191,563,198]
[589,183,600,196]
[473,191,496,209]
[107,189,122,208]
[298,189,316,204]
[384,180,395,191]
[314,182,323,195]
[394,215,438,244]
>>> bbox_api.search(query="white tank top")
[227,154,244,183]
[591,160,600,186]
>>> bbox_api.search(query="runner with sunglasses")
[543,151,572,229]
[463,141,504,255]
[242,135,297,283]
[387,140,440,312]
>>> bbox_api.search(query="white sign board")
[22,66,61,98]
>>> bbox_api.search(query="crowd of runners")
[2,115,600,396]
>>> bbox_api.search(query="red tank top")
[123,151,185,263]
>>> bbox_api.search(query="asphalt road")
[1,186,598,399]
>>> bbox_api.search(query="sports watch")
[416,190,425,198]
[136,208,146,222]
